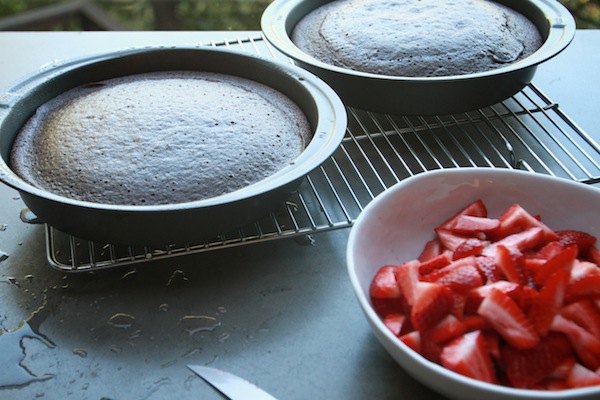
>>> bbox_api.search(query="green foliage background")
[0,0,599,30]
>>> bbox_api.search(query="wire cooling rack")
[45,35,600,272]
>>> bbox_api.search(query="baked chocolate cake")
[10,71,311,206]
[292,0,542,77]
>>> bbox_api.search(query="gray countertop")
[0,30,599,400]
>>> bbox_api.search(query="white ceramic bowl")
[347,168,600,400]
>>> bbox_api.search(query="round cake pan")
[0,47,347,245]
[261,0,576,115]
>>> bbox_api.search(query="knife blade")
[187,365,277,400]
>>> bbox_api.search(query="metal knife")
[187,365,278,400]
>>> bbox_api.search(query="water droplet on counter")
[217,332,230,343]
[109,345,122,354]
[217,306,227,314]
[0,250,8,263]
[19,208,43,224]
[0,223,7,231]
[107,313,136,329]
[167,270,188,286]
[128,330,142,340]
[158,303,169,312]
[179,315,221,336]
[0,324,54,388]
[72,348,87,358]
[120,269,137,281]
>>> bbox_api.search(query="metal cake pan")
[0,47,347,245]
[261,0,576,115]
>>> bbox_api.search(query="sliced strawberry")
[418,250,452,275]
[483,330,502,361]
[435,228,471,252]
[556,230,597,257]
[475,255,504,283]
[490,203,558,242]
[420,333,444,363]
[529,270,569,336]
[560,299,600,338]
[527,240,565,261]
[494,245,525,285]
[534,244,577,286]
[446,215,500,234]
[548,356,577,380]
[567,275,600,302]
[551,315,600,370]
[394,260,420,306]
[371,297,406,318]
[484,227,546,257]
[465,281,520,315]
[418,237,444,262]
[453,237,489,260]
[400,331,420,353]
[433,265,483,293]
[477,287,539,350]
[567,363,600,389]
[383,313,406,337]
[428,314,468,343]
[440,331,497,384]
[501,332,573,389]
[411,281,454,332]
[438,199,488,230]
[586,245,600,266]
[511,284,540,316]
[370,265,402,299]
[462,315,492,332]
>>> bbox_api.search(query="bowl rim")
[0,45,347,212]
[346,168,600,399]
[261,0,576,82]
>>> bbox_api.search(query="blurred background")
[0,0,598,31]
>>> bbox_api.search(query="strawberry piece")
[551,315,600,370]
[570,259,600,282]
[567,275,600,302]
[501,332,573,389]
[438,199,488,231]
[371,297,405,317]
[428,314,468,343]
[440,331,497,384]
[400,331,420,353]
[484,227,546,257]
[548,356,577,380]
[529,270,569,336]
[418,250,452,275]
[586,245,600,266]
[490,203,558,242]
[435,228,471,252]
[433,265,483,293]
[567,363,600,389]
[477,288,539,350]
[465,281,520,315]
[534,244,577,286]
[483,330,502,361]
[475,255,504,283]
[494,245,525,284]
[556,230,597,257]
[411,282,454,332]
[383,313,406,337]
[394,260,420,306]
[462,315,492,332]
[420,334,443,363]
[418,237,444,262]
[370,265,402,299]
[453,238,488,260]
[527,240,565,261]
[560,299,600,338]
[512,285,540,316]
[446,215,500,234]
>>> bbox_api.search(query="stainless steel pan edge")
[261,0,576,115]
[0,46,347,245]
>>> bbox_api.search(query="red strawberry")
[551,315,600,370]
[484,227,546,257]
[570,259,600,282]
[534,244,577,286]
[586,245,600,266]
[494,245,525,284]
[548,356,577,380]
[435,228,471,252]
[490,203,558,242]
[438,199,488,231]
[371,297,405,317]
[446,215,500,234]
[477,288,539,350]
[411,282,454,332]
[567,363,600,389]
[394,260,420,306]
[418,237,444,262]
[529,270,569,336]
[567,275,600,302]
[453,237,489,260]
[475,255,504,283]
[400,331,420,353]
[527,240,565,261]
[383,313,406,337]
[418,250,452,275]
[556,230,597,257]
[560,299,600,338]
[433,264,483,293]
[440,331,497,384]
[465,281,520,315]
[428,314,468,343]
[501,332,573,389]
[370,265,402,299]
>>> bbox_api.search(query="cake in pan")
[292,0,542,77]
[10,71,311,206]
